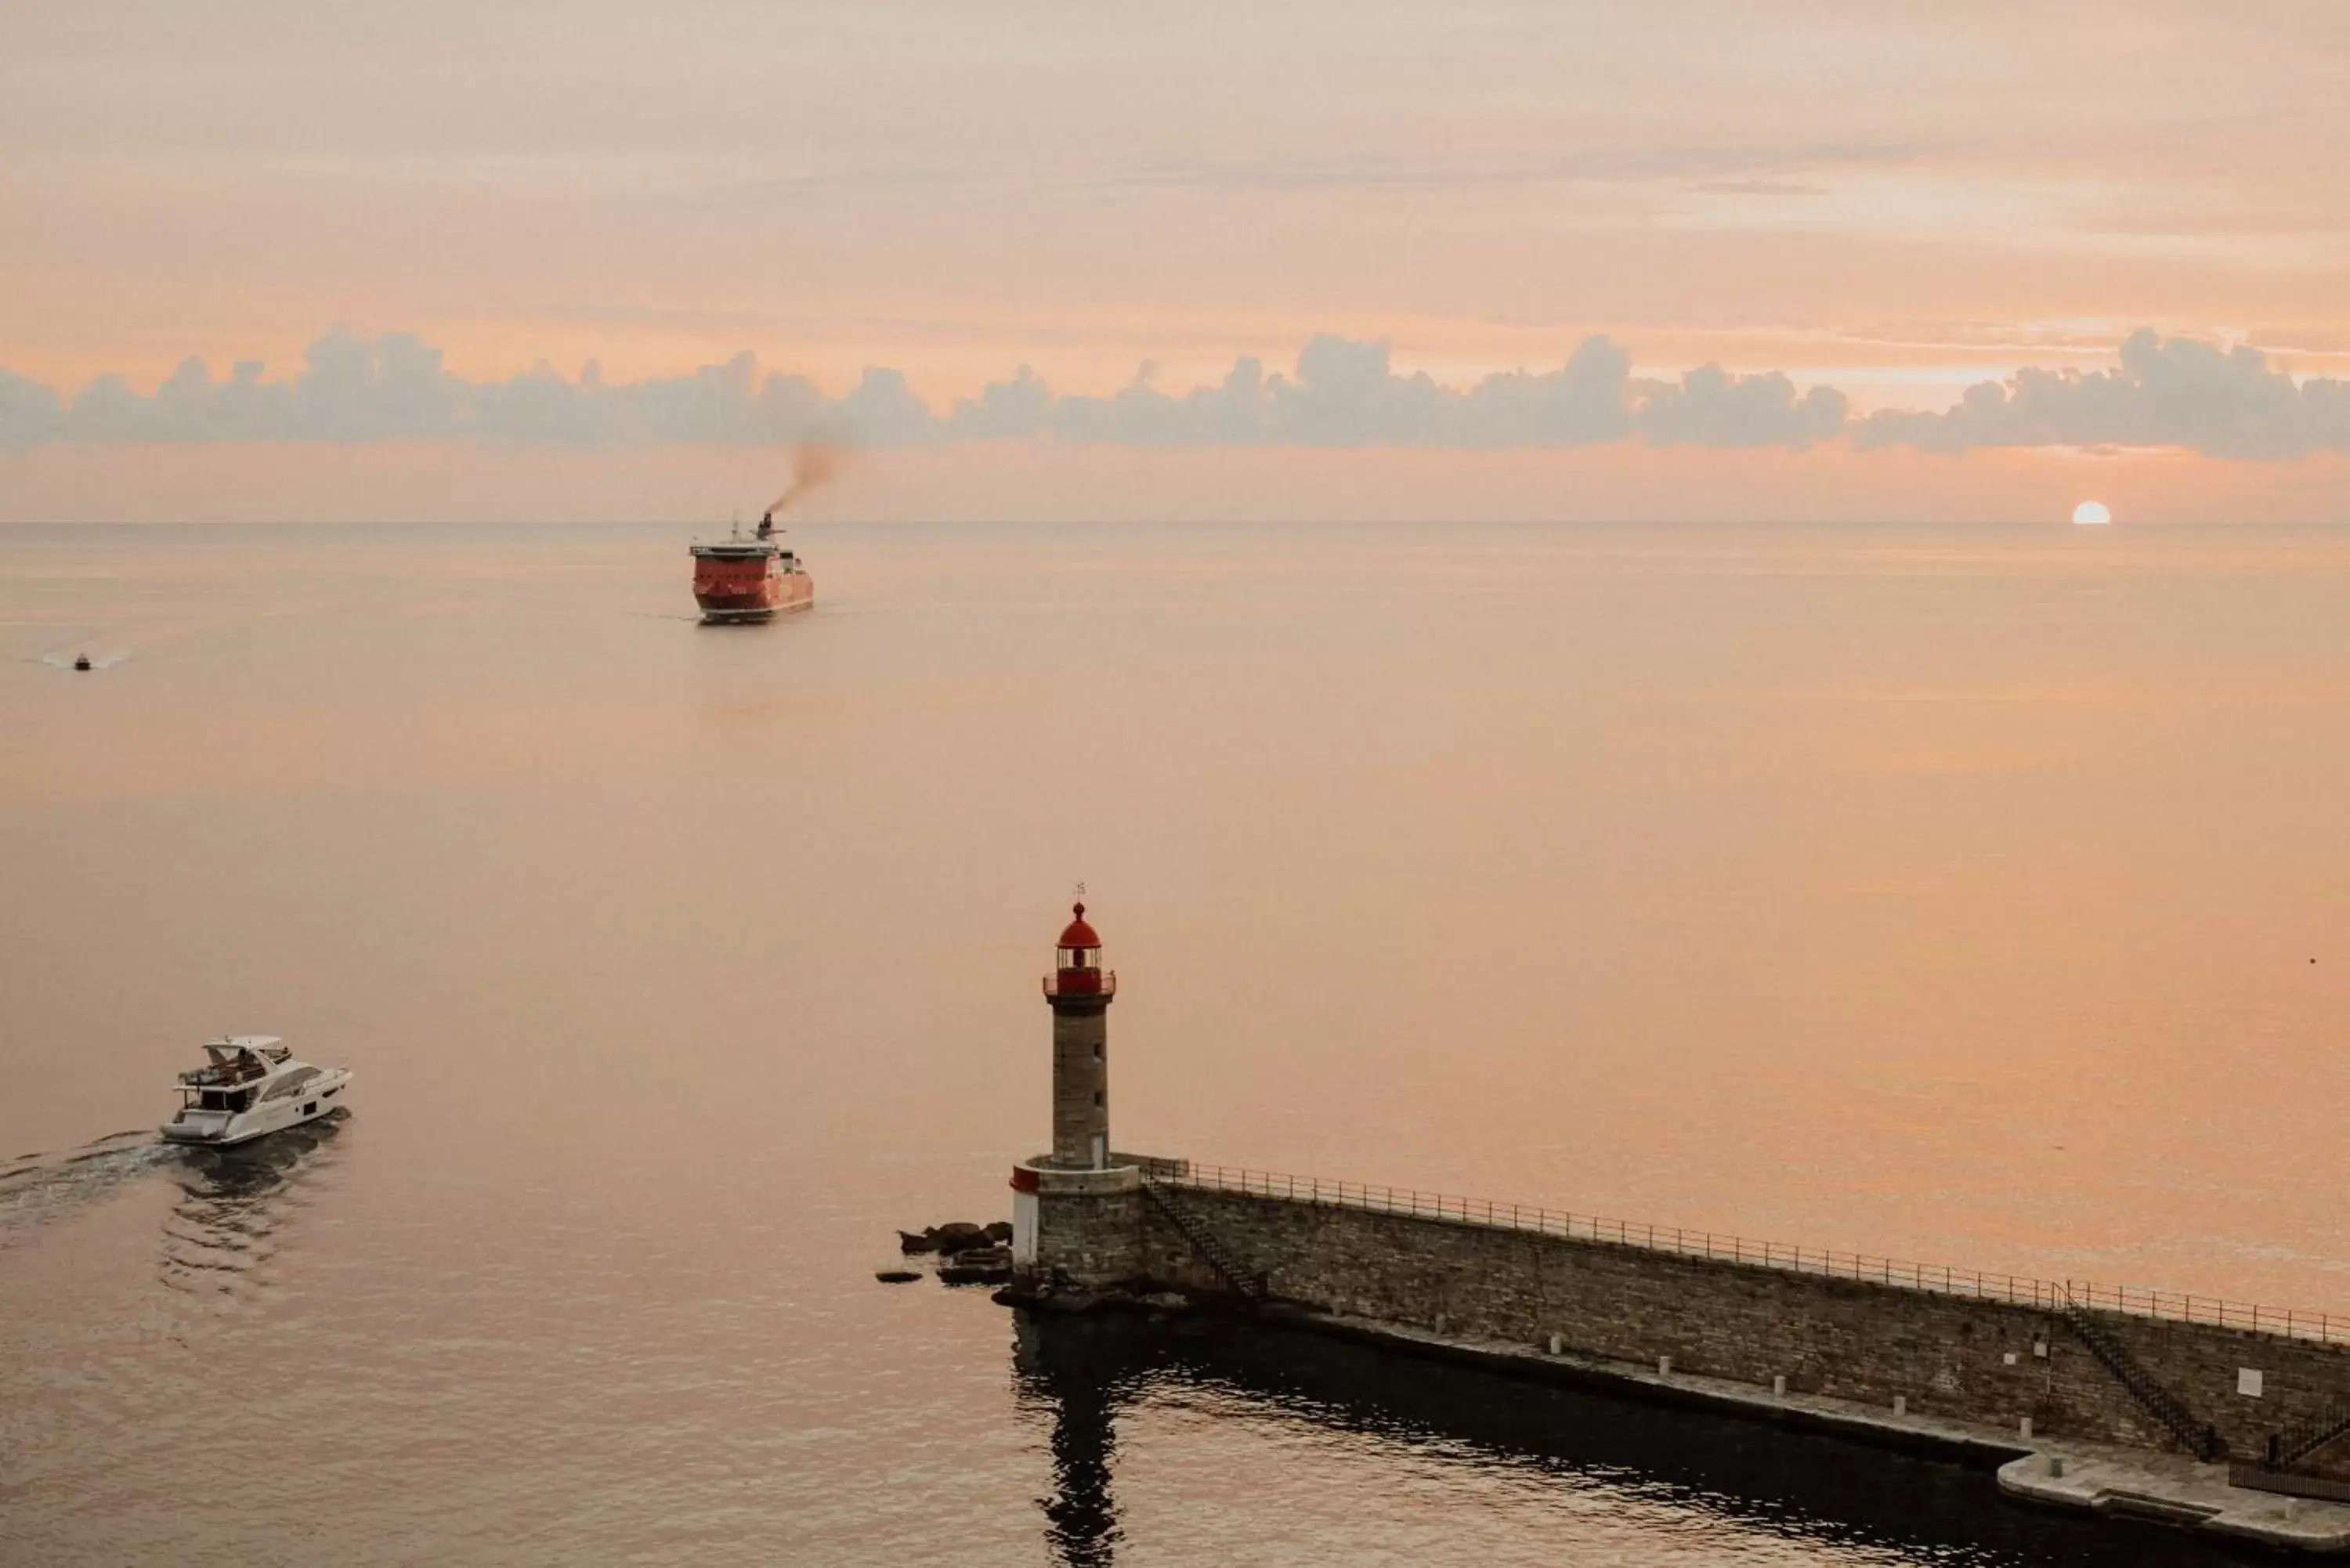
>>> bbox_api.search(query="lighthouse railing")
[1041,970,1118,999]
[1161,1162,2349,1348]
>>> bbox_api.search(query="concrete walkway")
[1266,1306,2350,1554]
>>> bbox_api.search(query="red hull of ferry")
[690,542,814,623]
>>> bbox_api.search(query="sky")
[5,0,2350,522]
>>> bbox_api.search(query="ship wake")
[0,1130,169,1245]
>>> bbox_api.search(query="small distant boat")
[160,1035,352,1147]
[689,511,814,623]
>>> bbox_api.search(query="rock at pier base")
[899,1219,1012,1255]
[931,1221,991,1255]
[938,1245,1016,1285]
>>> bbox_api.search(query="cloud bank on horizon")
[3,328,2346,461]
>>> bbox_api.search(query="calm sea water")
[5,519,2347,1566]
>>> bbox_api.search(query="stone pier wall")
[1098,1187,2350,1462]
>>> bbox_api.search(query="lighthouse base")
[1009,1158,1159,1289]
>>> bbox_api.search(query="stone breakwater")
[1005,1160,2350,1549]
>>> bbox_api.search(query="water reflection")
[1013,1311,1135,1568]
[159,1111,345,1301]
[1011,1309,2271,1566]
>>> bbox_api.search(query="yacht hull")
[161,1067,352,1145]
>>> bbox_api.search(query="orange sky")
[5,1,2349,520]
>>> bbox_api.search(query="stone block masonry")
[1018,1160,1146,1283]
[1035,1165,2350,1468]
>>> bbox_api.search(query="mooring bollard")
[2021,1416,2034,1440]
[1549,1334,1564,1356]
[1893,1395,1907,1416]
[1434,1313,1448,1335]
[1773,1374,1787,1396]
[2048,1456,2066,1479]
[1658,1355,1672,1376]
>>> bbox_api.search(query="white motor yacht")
[160,1035,352,1147]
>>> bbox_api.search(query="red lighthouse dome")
[1047,902,1113,997]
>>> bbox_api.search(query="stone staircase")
[1141,1177,1267,1305]
[2060,1292,2228,1461]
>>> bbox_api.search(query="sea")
[5,518,2347,1566]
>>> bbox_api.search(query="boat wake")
[0,1130,170,1244]
[157,1110,347,1301]
[34,648,132,670]
[1,1114,351,1307]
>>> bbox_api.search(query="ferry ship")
[161,1035,352,1147]
[689,511,815,623]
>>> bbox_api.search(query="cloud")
[0,325,1655,452]
[296,330,461,439]
[5,326,2346,459]
[1073,141,1918,198]
[0,367,64,449]
[964,333,1633,447]
[1636,365,1849,449]
[1856,330,2350,457]
[0,331,853,453]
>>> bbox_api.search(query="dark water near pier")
[5,519,2348,1564]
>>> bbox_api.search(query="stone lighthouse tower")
[1045,902,1115,1169]
[1011,901,1144,1283]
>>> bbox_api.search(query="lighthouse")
[1044,902,1115,1169]
[1011,901,1144,1283]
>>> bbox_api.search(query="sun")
[2072,500,2113,526]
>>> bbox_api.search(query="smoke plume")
[767,441,841,515]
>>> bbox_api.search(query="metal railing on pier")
[1163,1162,2350,1349]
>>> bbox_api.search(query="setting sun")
[2072,500,2113,526]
